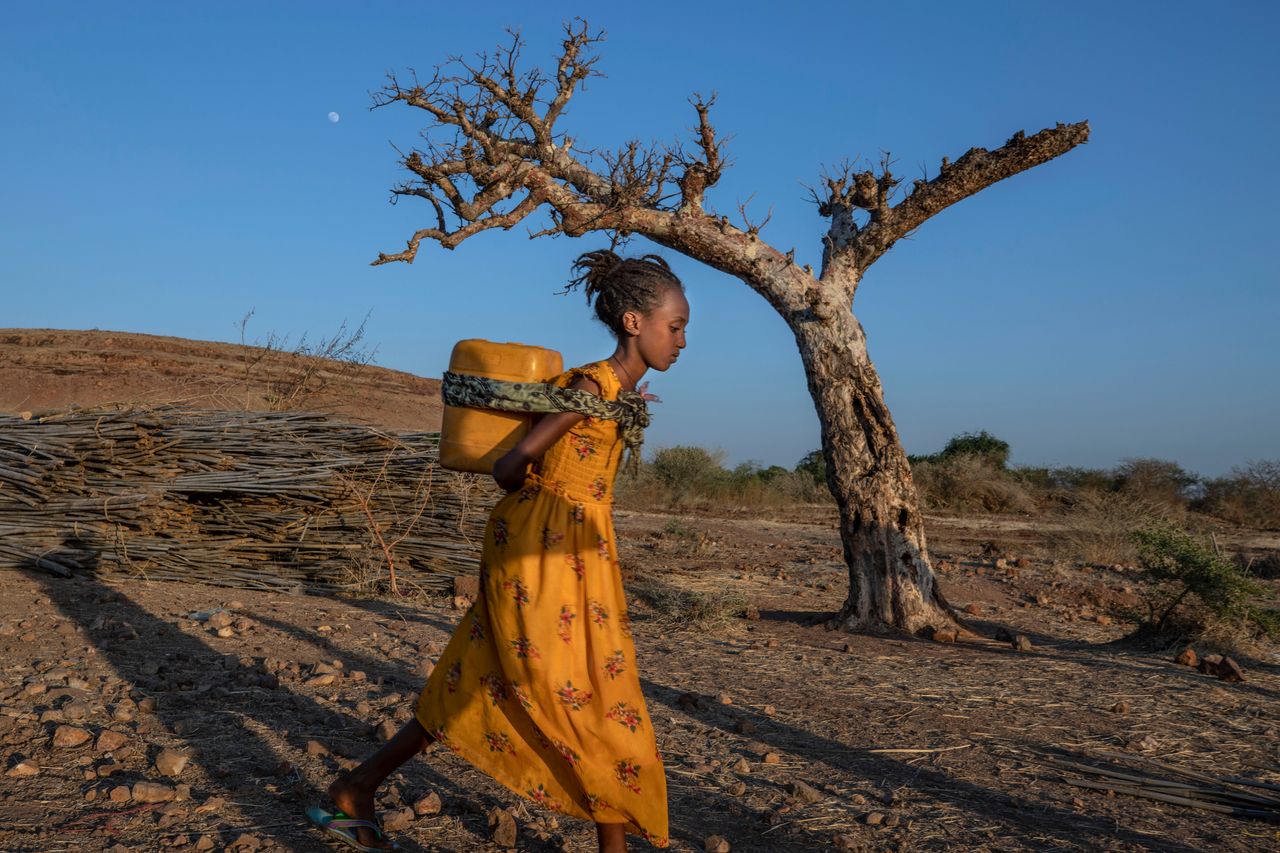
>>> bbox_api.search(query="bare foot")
[328,775,392,850]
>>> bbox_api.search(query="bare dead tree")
[371,21,1089,633]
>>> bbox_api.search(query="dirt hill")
[0,328,443,430]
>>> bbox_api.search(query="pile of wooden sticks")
[0,406,497,593]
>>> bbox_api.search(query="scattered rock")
[790,780,823,804]
[1217,657,1245,683]
[1096,614,1113,626]
[762,704,776,716]
[1175,647,1198,667]
[717,693,733,705]
[1111,701,1130,715]
[112,701,137,723]
[488,806,518,847]
[382,807,415,832]
[132,781,176,803]
[930,627,957,644]
[306,673,338,688]
[744,604,760,621]
[1124,734,1159,753]
[833,835,862,852]
[413,791,442,816]
[306,740,330,757]
[196,796,227,815]
[963,603,982,616]
[377,719,398,741]
[732,758,751,774]
[865,811,886,826]
[453,574,479,601]
[96,730,129,753]
[850,793,868,805]
[228,832,261,850]
[195,835,215,851]
[1015,557,1032,569]
[727,780,747,796]
[137,696,158,713]
[6,759,39,777]
[109,785,131,803]
[206,611,234,630]
[1012,635,1033,652]
[766,638,780,649]
[704,835,731,853]
[62,701,89,720]
[52,725,92,748]
[154,748,190,777]
[763,752,781,765]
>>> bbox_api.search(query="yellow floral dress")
[416,360,669,847]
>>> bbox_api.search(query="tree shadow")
[638,677,1213,853]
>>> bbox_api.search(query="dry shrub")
[1195,460,1280,529]
[628,576,747,632]
[614,447,829,514]
[1050,491,1173,566]
[911,454,1037,514]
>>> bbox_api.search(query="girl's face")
[628,286,689,371]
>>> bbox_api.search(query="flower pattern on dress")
[551,738,582,768]
[557,605,575,644]
[556,680,593,710]
[509,681,534,711]
[479,672,508,706]
[502,578,530,608]
[445,660,462,693]
[615,758,643,794]
[415,362,667,847]
[527,784,565,811]
[485,730,517,755]
[605,701,643,733]
[569,433,597,461]
[584,792,613,814]
[510,636,540,660]
[589,599,609,627]
[603,649,626,679]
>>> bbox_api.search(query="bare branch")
[817,122,1090,282]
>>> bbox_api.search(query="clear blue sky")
[3,2,1277,477]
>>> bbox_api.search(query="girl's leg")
[596,822,627,853]
[327,719,435,849]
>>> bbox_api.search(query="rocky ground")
[2,509,1278,852]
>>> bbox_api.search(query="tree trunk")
[792,304,954,634]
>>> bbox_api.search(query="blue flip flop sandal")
[306,805,402,852]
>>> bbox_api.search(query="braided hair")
[566,250,684,338]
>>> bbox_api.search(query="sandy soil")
[1,329,1278,852]
[2,509,1278,852]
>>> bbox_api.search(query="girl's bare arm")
[491,375,601,491]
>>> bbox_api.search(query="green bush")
[940,430,1010,469]
[1130,522,1274,638]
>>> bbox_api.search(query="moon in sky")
[327,112,340,124]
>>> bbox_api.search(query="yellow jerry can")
[438,339,564,474]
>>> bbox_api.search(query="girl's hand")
[636,381,661,403]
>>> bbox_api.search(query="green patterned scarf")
[442,371,650,474]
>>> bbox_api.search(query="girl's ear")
[620,309,642,337]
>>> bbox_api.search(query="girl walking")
[311,251,688,851]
